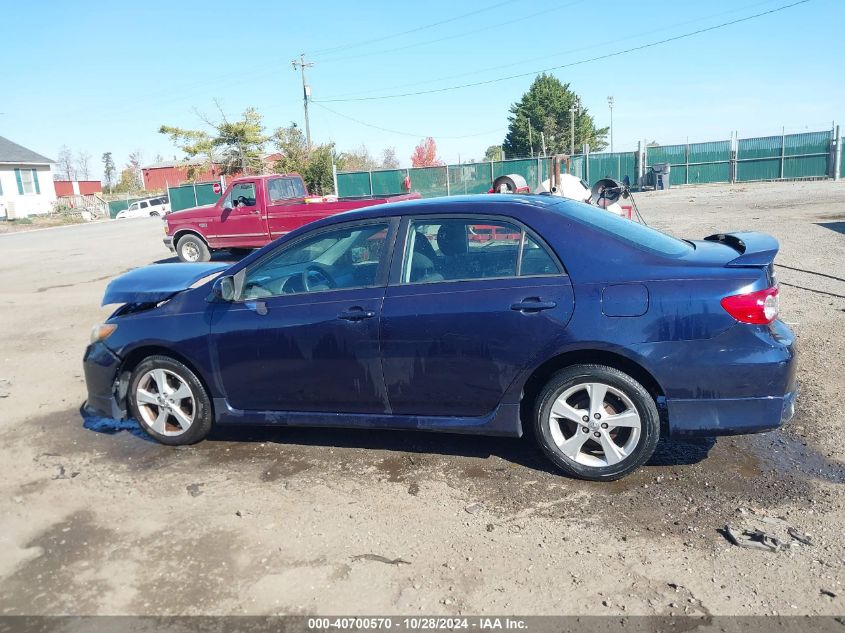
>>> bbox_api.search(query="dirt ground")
[0,180,843,616]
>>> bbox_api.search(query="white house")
[0,136,56,219]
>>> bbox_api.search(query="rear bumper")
[82,341,126,419]
[163,236,174,252]
[658,321,798,437]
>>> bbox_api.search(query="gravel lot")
[0,180,843,616]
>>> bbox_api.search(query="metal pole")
[541,132,547,157]
[490,159,494,187]
[528,119,534,157]
[570,97,581,157]
[584,144,590,184]
[332,163,339,195]
[192,183,198,206]
[536,156,542,191]
[607,96,614,154]
[685,137,690,185]
[834,125,842,181]
[368,170,373,196]
[445,165,450,196]
[780,126,786,180]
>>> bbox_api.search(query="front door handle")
[338,307,377,321]
[511,298,557,312]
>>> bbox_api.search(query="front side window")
[268,177,307,202]
[139,201,149,209]
[241,222,390,299]
[224,183,257,209]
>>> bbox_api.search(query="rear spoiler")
[703,231,779,267]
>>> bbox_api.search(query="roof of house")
[143,158,208,170]
[0,136,54,165]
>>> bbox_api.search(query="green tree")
[484,145,503,162]
[503,74,608,157]
[272,123,336,195]
[112,168,140,194]
[101,152,116,193]
[159,105,269,177]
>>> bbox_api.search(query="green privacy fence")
[167,181,221,212]
[107,197,145,219]
[336,129,839,198]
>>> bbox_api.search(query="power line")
[312,101,502,139]
[315,1,587,65]
[321,0,782,101]
[314,0,811,103]
[308,0,518,58]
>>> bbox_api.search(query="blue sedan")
[83,195,797,480]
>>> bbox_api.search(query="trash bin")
[652,163,671,190]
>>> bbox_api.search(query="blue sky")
[3,0,843,178]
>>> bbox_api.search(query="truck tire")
[176,234,211,263]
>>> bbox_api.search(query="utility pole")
[607,96,615,154]
[292,53,314,149]
[569,97,581,157]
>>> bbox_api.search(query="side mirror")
[211,275,235,302]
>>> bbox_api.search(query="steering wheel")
[302,264,336,292]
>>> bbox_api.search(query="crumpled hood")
[102,263,229,305]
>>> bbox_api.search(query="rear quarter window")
[557,202,692,257]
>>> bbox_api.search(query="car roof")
[331,194,572,223]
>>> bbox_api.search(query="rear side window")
[402,218,560,284]
[558,202,691,257]
[268,177,307,202]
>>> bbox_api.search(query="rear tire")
[534,364,660,481]
[128,355,212,446]
[150,211,160,217]
[176,234,211,263]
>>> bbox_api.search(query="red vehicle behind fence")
[163,174,419,262]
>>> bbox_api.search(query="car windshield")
[555,201,692,257]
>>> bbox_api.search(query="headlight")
[90,323,117,344]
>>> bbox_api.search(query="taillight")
[720,286,779,324]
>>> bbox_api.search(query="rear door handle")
[511,298,557,312]
[338,307,377,321]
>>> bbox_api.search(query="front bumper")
[82,341,126,419]
[163,236,175,253]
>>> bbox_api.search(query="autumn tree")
[411,137,442,167]
[127,150,144,189]
[503,74,607,157]
[101,152,116,193]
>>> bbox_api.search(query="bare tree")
[127,150,144,190]
[56,145,76,181]
[380,147,400,169]
[76,151,92,180]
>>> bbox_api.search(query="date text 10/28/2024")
[307,618,528,630]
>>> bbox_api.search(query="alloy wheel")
[546,382,641,467]
[135,368,195,436]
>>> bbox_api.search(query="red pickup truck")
[163,173,419,262]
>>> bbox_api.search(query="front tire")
[534,364,660,481]
[176,234,211,263]
[128,355,213,445]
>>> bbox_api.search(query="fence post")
[490,159,495,188]
[536,156,542,191]
[730,133,737,183]
[192,183,198,206]
[332,163,339,196]
[834,125,842,181]
[780,127,786,180]
[685,139,690,185]
[445,165,451,196]
[584,144,590,184]
[368,170,373,196]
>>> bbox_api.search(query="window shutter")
[32,169,41,194]
[14,168,23,194]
